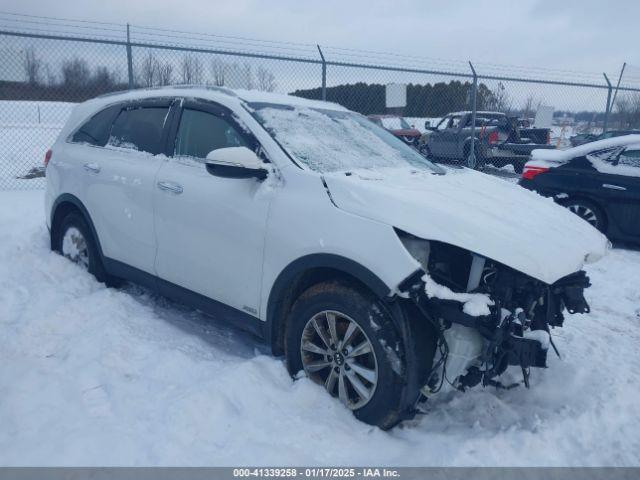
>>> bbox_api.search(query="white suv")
[46,86,608,429]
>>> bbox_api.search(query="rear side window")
[71,106,118,146]
[174,108,249,160]
[108,106,169,155]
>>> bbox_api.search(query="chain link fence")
[2,13,640,189]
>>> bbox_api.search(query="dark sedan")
[569,129,640,147]
[519,135,640,243]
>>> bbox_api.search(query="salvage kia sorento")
[45,86,609,429]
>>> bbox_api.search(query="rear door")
[80,98,173,274]
[153,99,274,316]
[599,148,640,237]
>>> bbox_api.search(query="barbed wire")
[0,10,635,87]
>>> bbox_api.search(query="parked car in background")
[569,129,640,147]
[367,114,421,145]
[520,135,640,243]
[45,86,607,430]
[417,111,553,172]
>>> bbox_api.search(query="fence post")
[317,44,326,101]
[603,73,612,133]
[468,61,478,169]
[126,23,134,89]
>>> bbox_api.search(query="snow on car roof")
[531,134,640,162]
[447,111,505,116]
[89,85,348,113]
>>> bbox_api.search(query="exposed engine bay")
[396,231,592,397]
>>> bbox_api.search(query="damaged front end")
[396,230,592,397]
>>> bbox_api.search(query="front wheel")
[285,282,406,429]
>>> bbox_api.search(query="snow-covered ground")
[1,189,639,466]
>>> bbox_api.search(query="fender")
[50,193,105,259]
[265,253,392,352]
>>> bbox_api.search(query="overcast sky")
[3,0,638,81]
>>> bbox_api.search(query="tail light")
[44,149,52,168]
[522,165,549,180]
[488,131,499,145]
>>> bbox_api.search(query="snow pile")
[1,190,639,466]
[422,273,493,317]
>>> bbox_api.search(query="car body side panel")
[259,165,420,321]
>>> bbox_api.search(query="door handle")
[602,183,627,191]
[157,181,183,195]
[83,162,101,173]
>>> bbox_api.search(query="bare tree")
[92,66,118,91]
[615,93,640,129]
[61,58,91,88]
[140,51,160,87]
[158,63,173,86]
[486,82,512,112]
[256,66,276,92]
[23,46,42,85]
[522,95,539,120]
[181,54,203,84]
[210,58,228,86]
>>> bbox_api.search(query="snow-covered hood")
[324,167,609,284]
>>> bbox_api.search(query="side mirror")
[205,147,268,180]
[424,121,431,130]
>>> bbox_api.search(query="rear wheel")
[561,198,606,231]
[285,282,406,429]
[54,212,111,283]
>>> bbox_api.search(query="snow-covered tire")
[285,281,406,430]
[54,211,110,284]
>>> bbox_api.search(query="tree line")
[0,47,277,102]
[292,81,512,117]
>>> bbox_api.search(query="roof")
[93,85,348,112]
[531,134,640,162]
[447,111,505,117]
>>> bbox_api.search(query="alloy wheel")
[300,310,378,410]
[567,204,599,228]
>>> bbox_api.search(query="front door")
[153,100,274,317]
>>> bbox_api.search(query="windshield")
[380,116,411,130]
[250,103,444,174]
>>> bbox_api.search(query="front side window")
[108,106,169,155]
[174,108,249,160]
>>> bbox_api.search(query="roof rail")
[95,84,238,100]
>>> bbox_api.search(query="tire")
[54,211,111,284]
[511,161,524,174]
[418,143,432,158]
[285,281,406,430]
[560,198,606,232]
